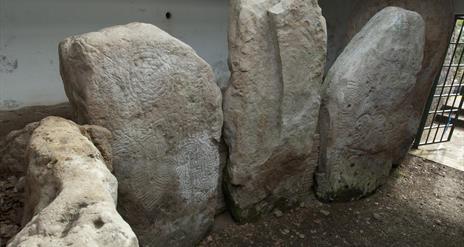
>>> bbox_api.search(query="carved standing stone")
[223,0,326,222]
[8,117,138,247]
[59,23,223,246]
[320,1,455,156]
[316,7,425,201]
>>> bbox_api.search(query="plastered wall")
[1,0,461,111]
[0,0,229,110]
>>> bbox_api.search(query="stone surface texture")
[223,0,326,222]
[7,117,138,247]
[316,7,425,201]
[59,23,223,246]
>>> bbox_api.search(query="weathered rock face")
[80,125,113,172]
[223,0,326,222]
[7,117,138,247]
[59,23,223,245]
[316,7,425,201]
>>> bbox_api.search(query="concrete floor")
[411,127,464,171]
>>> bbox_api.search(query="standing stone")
[316,7,425,201]
[319,2,454,159]
[59,23,223,246]
[8,117,138,247]
[223,0,326,222]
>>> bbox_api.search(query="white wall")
[2,0,460,111]
[0,0,229,110]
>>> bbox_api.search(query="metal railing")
[413,15,464,147]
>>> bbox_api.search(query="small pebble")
[320,209,330,216]
[274,209,284,217]
[14,177,26,193]
[273,209,284,218]
[373,213,382,221]
[7,176,18,185]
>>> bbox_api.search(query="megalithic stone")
[59,23,223,246]
[316,7,425,202]
[223,0,326,222]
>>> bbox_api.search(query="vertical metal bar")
[415,17,457,147]
[434,23,464,142]
[448,91,464,141]
[413,76,440,148]
[425,21,464,144]
[443,17,464,142]
[440,64,464,141]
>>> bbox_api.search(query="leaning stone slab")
[223,0,326,222]
[7,117,138,247]
[59,23,223,246]
[316,7,425,201]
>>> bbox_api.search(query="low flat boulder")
[7,117,137,247]
[316,7,425,201]
[59,23,223,245]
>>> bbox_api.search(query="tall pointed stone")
[59,23,223,246]
[223,0,326,222]
[316,7,425,201]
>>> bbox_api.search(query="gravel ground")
[0,175,24,247]
[199,155,464,247]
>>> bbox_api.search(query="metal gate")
[414,15,464,148]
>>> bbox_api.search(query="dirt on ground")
[0,103,73,141]
[1,155,463,246]
[200,155,464,247]
[0,175,24,247]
